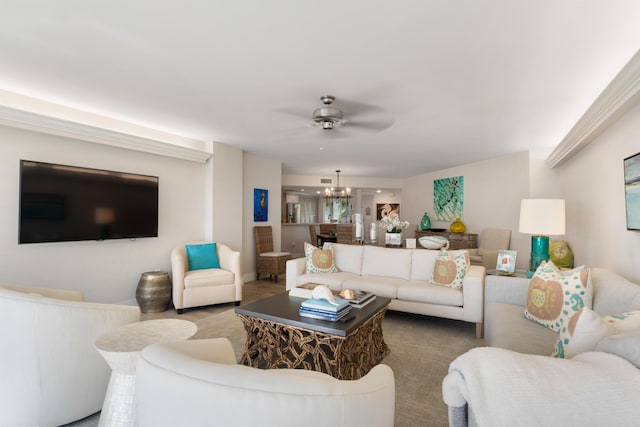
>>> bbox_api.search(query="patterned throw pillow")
[304,242,338,274]
[429,249,468,289]
[553,308,640,358]
[523,261,591,332]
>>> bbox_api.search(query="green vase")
[450,218,466,233]
[420,212,431,230]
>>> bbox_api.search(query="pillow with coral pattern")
[429,248,468,289]
[523,260,591,332]
[553,308,640,359]
[304,242,338,274]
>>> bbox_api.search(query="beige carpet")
[67,309,484,427]
[193,309,485,427]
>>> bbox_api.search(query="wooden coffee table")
[234,292,390,380]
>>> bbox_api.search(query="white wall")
[211,142,243,252]
[0,126,206,303]
[557,100,640,281]
[402,151,534,269]
[242,152,283,281]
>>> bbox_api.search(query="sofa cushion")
[523,261,591,332]
[591,268,640,315]
[324,243,364,274]
[342,276,407,299]
[184,268,234,289]
[398,281,463,306]
[304,242,337,274]
[186,243,220,270]
[361,246,412,281]
[295,272,359,291]
[410,250,438,281]
[429,249,467,289]
[485,302,558,356]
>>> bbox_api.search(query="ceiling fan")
[278,95,394,135]
[312,95,344,130]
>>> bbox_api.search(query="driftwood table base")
[237,309,389,380]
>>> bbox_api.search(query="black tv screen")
[19,160,159,244]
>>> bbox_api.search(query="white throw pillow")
[553,308,640,359]
[551,308,616,358]
[595,329,640,368]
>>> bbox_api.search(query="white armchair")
[170,241,242,313]
[0,284,140,426]
[136,338,396,427]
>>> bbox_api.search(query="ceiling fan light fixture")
[312,95,343,129]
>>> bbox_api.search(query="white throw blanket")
[442,347,640,426]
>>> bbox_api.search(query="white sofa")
[171,241,243,313]
[136,338,396,427]
[286,243,485,337]
[0,283,140,427]
[443,268,640,426]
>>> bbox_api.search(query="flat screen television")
[19,160,159,244]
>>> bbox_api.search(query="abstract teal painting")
[434,176,464,221]
[624,153,640,230]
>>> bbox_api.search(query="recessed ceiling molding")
[0,90,212,163]
[547,49,640,168]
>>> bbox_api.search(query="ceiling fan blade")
[345,118,395,132]
[275,107,311,120]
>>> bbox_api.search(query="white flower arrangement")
[381,210,410,233]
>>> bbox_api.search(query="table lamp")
[518,199,566,277]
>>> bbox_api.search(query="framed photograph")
[496,250,517,275]
[624,152,640,230]
[253,188,268,222]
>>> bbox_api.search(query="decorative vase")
[449,218,466,233]
[420,212,431,231]
[385,232,402,247]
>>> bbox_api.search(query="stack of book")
[339,289,376,308]
[299,297,352,321]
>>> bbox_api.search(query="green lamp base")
[527,235,550,277]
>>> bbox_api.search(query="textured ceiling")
[1,1,639,180]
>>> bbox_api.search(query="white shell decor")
[418,235,449,250]
[311,284,338,306]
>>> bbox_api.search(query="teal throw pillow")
[185,243,220,271]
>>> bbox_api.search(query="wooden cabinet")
[414,229,477,250]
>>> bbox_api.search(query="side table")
[94,319,197,427]
[486,268,530,279]
[136,271,172,313]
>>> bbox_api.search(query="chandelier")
[324,170,351,203]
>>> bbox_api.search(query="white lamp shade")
[519,199,566,235]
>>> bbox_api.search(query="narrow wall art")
[254,188,268,222]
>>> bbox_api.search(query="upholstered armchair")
[136,338,396,427]
[0,283,139,426]
[170,241,242,313]
[468,228,511,270]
